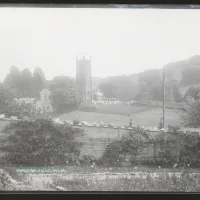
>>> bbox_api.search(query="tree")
[50,86,80,113]
[172,83,183,102]
[181,85,200,127]
[99,76,137,101]
[136,69,163,101]
[1,118,83,166]
[182,99,200,128]
[0,84,20,117]
[4,66,22,98]
[99,82,116,98]
[0,83,12,108]
[33,67,46,98]
[49,76,75,91]
[184,85,200,102]
[4,67,35,98]
[19,68,34,97]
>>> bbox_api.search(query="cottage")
[36,89,53,114]
[15,98,36,118]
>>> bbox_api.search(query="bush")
[1,117,83,166]
[80,155,97,166]
[101,128,148,166]
[73,119,80,125]
[100,125,200,168]
[152,128,200,167]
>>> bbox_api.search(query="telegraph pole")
[162,67,165,129]
[90,56,93,104]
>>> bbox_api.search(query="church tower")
[76,55,92,105]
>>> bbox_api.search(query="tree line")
[98,55,200,103]
[0,66,80,116]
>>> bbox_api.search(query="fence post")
[198,133,200,168]
[153,139,156,163]
[160,138,163,166]
[118,128,120,139]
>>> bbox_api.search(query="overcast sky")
[0,7,200,81]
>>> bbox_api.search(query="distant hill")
[45,55,200,102]
[92,77,102,91]
[98,55,200,101]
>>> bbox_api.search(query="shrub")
[101,128,148,166]
[153,128,200,167]
[101,125,200,168]
[1,117,83,166]
[80,155,97,166]
[73,119,80,125]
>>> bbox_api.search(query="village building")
[76,55,93,105]
[15,88,53,118]
[35,89,53,115]
[15,98,36,118]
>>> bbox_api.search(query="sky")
[0,7,200,81]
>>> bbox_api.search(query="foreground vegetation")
[101,126,200,168]
[1,118,200,170]
[0,118,83,166]
[52,170,200,191]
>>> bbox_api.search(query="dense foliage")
[182,99,200,127]
[99,76,138,101]
[0,84,20,117]
[184,85,200,102]
[102,126,200,168]
[101,127,149,166]
[99,68,183,102]
[4,66,46,98]
[0,118,83,166]
[50,86,81,113]
[98,56,200,102]
[49,75,75,91]
[182,85,200,127]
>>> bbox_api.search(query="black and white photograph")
[0,5,200,192]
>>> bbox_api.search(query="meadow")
[59,104,181,128]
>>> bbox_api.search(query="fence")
[131,100,185,110]
[75,127,200,167]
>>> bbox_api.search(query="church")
[76,55,103,106]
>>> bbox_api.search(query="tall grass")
[52,172,200,192]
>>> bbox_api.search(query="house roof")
[40,88,51,95]
[95,92,103,97]
[15,98,36,104]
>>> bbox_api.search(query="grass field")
[95,104,154,116]
[59,106,181,128]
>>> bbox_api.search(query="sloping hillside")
[98,55,200,100]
